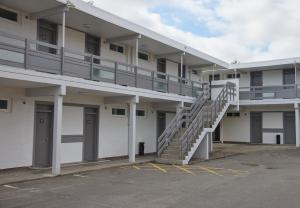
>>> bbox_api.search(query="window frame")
[138,51,150,61]
[227,73,241,79]
[111,107,127,117]
[0,98,11,113]
[109,43,125,54]
[0,6,20,24]
[136,109,146,117]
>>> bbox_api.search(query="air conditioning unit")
[0,98,12,113]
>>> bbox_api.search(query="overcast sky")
[86,0,300,63]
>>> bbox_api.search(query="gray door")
[250,112,262,143]
[157,112,166,138]
[34,104,53,167]
[250,71,263,99]
[157,58,166,79]
[37,20,57,54]
[283,112,296,144]
[283,69,295,98]
[83,108,98,162]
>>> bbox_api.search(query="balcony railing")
[240,84,300,100]
[0,30,206,97]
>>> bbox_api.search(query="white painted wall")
[263,70,282,86]
[62,106,84,135]
[61,143,83,164]
[262,112,283,144]
[0,87,160,169]
[221,105,293,144]
[136,103,156,154]
[0,87,34,169]
[221,107,250,143]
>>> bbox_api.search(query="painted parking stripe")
[133,165,140,170]
[73,174,88,178]
[197,166,223,176]
[3,185,19,189]
[150,163,167,173]
[173,165,195,176]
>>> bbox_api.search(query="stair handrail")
[157,83,210,156]
[179,82,236,159]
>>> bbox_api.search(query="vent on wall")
[0,98,11,112]
[227,112,240,117]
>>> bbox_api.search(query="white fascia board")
[230,57,300,70]
[0,65,195,103]
[239,99,299,106]
[55,0,229,68]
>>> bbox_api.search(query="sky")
[85,0,300,63]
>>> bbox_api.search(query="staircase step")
[155,158,183,165]
[161,153,180,159]
[164,149,180,154]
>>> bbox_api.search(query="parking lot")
[1,145,300,208]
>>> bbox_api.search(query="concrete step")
[166,145,180,150]
[155,158,183,165]
[164,149,180,154]
[160,153,180,159]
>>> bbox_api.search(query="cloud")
[84,0,300,63]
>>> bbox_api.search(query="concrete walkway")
[0,155,154,185]
[210,143,298,159]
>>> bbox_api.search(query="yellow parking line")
[150,163,167,173]
[133,165,140,170]
[173,165,195,176]
[197,166,223,176]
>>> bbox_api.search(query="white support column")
[52,94,63,175]
[176,101,184,114]
[61,10,66,47]
[209,133,213,153]
[294,103,300,147]
[294,61,297,84]
[135,38,139,66]
[193,134,209,160]
[128,96,139,162]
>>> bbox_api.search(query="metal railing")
[179,82,236,159]
[157,83,210,156]
[0,30,204,97]
[240,84,300,100]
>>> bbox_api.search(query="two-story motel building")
[0,0,299,175]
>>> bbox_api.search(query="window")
[37,19,57,54]
[112,108,126,116]
[0,98,11,112]
[227,73,240,79]
[192,70,198,75]
[136,110,145,117]
[138,52,149,61]
[227,112,240,117]
[110,43,124,54]
[0,7,18,22]
[209,74,220,81]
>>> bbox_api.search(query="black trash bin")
[139,142,145,156]
[276,135,281,144]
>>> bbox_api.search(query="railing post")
[90,54,93,80]
[191,81,194,97]
[134,66,138,87]
[24,39,29,69]
[180,78,183,95]
[114,62,118,84]
[152,71,155,90]
[167,75,170,93]
[60,47,64,75]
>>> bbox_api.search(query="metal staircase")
[156,82,237,165]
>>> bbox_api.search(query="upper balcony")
[0,0,229,99]
[240,85,300,100]
[0,30,209,97]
